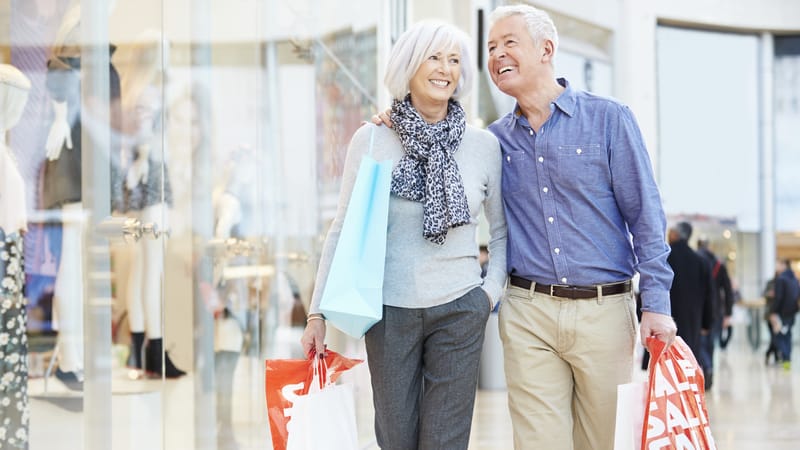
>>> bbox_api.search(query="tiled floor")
[25,309,800,449]
[468,315,800,450]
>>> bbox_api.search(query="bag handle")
[367,126,375,157]
[309,356,332,394]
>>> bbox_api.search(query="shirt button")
[542,187,549,193]
[561,277,567,283]
[529,128,533,136]
[548,217,554,223]
[506,155,511,162]
[554,248,560,254]
[576,148,582,155]
[538,156,544,163]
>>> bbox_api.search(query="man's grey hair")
[488,4,559,56]
[384,20,474,101]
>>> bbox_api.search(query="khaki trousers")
[499,284,637,450]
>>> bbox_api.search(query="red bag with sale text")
[642,337,717,450]
[265,350,362,450]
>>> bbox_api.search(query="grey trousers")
[365,286,491,450]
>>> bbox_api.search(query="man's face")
[487,15,542,97]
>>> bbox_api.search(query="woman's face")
[409,44,461,112]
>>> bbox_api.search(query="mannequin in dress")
[113,32,183,378]
[42,4,123,388]
[0,63,32,450]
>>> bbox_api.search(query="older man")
[486,5,676,449]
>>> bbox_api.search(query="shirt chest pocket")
[502,150,534,196]
[556,144,609,187]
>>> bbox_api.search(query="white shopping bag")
[613,381,646,450]
[286,359,359,450]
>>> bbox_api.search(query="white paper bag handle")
[309,356,332,394]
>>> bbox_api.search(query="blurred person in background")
[641,222,712,374]
[763,275,779,365]
[696,236,734,389]
[769,259,799,370]
[667,222,713,364]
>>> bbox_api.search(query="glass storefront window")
[3,0,382,448]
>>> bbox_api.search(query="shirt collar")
[504,77,576,130]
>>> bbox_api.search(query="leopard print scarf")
[390,95,470,245]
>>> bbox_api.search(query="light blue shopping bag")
[320,128,392,338]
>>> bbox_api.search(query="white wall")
[774,54,800,231]
[655,0,800,31]
[656,26,761,231]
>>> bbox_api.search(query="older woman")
[301,21,507,449]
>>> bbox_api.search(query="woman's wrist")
[306,313,326,323]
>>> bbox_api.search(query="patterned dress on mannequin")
[0,229,29,449]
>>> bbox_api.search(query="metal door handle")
[208,237,257,257]
[95,216,169,243]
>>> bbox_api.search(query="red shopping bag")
[642,337,717,450]
[265,350,362,450]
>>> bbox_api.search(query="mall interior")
[1,0,799,449]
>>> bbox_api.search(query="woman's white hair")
[488,4,559,55]
[384,21,474,101]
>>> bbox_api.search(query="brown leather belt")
[509,275,631,300]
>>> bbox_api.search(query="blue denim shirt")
[488,79,672,315]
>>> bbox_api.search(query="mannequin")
[212,145,257,447]
[113,32,183,378]
[42,4,124,388]
[0,63,32,449]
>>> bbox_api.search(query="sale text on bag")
[643,337,716,450]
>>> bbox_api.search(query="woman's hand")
[300,316,327,358]
[482,288,494,311]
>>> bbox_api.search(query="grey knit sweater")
[309,122,507,313]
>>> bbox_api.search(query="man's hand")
[370,108,393,127]
[300,318,326,358]
[640,311,677,351]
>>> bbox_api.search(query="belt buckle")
[550,284,569,297]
